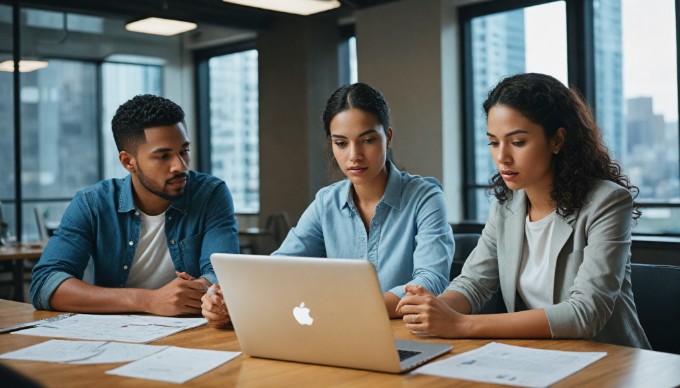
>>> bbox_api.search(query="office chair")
[630,263,680,354]
[450,233,481,280]
[450,232,505,314]
[34,206,49,241]
[239,212,292,254]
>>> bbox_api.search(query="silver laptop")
[211,253,451,373]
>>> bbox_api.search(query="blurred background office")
[0,0,678,257]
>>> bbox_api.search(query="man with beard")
[30,95,239,316]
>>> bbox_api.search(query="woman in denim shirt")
[202,83,454,327]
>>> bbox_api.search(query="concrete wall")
[257,17,339,224]
[355,0,464,222]
[255,0,476,225]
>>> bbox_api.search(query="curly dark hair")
[482,73,641,219]
[111,94,186,153]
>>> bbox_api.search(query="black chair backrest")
[265,212,291,246]
[450,233,506,314]
[451,233,481,280]
[630,263,680,354]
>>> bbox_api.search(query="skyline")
[524,0,678,122]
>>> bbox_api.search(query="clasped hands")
[147,271,211,317]
[396,285,467,338]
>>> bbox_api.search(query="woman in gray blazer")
[397,73,650,349]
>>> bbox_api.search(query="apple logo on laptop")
[293,302,314,325]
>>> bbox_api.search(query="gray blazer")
[448,180,650,348]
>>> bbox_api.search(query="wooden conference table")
[0,243,44,302]
[1,299,679,387]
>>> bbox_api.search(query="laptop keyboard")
[398,349,422,361]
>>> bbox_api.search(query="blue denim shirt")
[30,170,239,310]
[273,162,454,298]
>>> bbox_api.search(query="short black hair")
[111,94,186,153]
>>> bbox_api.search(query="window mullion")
[566,0,596,108]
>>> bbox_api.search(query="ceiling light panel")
[125,17,197,36]
[223,0,341,16]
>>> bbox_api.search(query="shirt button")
[134,211,139,216]
[170,240,175,244]
[129,241,134,246]
[168,216,172,220]
[123,265,128,270]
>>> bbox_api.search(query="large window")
[197,47,260,214]
[595,0,678,234]
[102,62,163,179]
[461,0,680,236]
[462,1,568,220]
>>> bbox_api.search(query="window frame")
[338,24,356,85]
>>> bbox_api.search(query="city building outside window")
[461,0,679,235]
[197,48,260,214]
[594,0,678,234]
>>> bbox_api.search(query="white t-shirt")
[126,210,176,290]
[517,210,557,310]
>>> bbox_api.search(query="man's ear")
[119,151,136,173]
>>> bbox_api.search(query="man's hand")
[146,277,206,316]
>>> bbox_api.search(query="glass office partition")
[19,58,98,241]
[2,6,170,240]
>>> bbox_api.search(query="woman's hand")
[201,284,231,328]
[396,285,470,338]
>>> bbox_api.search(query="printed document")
[106,347,241,384]
[413,342,606,388]
[12,314,207,343]
[0,339,167,364]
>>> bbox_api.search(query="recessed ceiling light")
[223,0,341,16]
[0,60,49,73]
[125,17,197,36]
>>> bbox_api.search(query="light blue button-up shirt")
[30,170,240,310]
[273,162,454,298]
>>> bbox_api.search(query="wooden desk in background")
[0,244,43,302]
[0,299,679,387]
